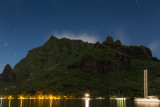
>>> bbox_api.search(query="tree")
[114,40,122,46]
[106,36,113,43]
[103,36,114,45]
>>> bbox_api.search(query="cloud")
[114,25,130,45]
[5,43,8,47]
[149,41,160,56]
[52,32,99,43]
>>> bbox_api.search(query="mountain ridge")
[0,36,160,97]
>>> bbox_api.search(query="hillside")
[0,36,160,97]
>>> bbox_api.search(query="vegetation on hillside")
[0,36,160,98]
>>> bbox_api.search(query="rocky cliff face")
[13,36,159,77]
[118,46,153,60]
[81,54,132,73]
[0,64,17,81]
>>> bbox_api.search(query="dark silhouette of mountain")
[0,64,17,81]
[0,36,160,97]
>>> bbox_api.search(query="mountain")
[1,36,160,97]
[0,64,17,81]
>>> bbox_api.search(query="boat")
[95,97,105,100]
[116,98,127,100]
[134,69,160,102]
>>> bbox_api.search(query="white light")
[116,98,126,107]
[116,98,126,100]
[85,99,90,107]
[85,93,90,97]
[0,97,2,107]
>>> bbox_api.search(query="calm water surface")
[0,99,160,107]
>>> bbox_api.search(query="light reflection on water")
[117,99,126,107]
[49,99,52,107]
[135,102,160,107]
[1,98,160,107]
[110,99,126,107]
[3,99,88,107]
[0,98,2,107]
[8,99,11,107]
[85,99,90,107]
[20,99,22,107]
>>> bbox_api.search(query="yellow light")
[8,96,13,99]
[28,96,36,99]
[18,96,25,100]
[38,96,44,99]
[1,94,76,100]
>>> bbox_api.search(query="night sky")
[0,0,160,72]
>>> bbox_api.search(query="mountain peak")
[0,64,17,81]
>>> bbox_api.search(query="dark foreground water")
[0,99,160,107]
